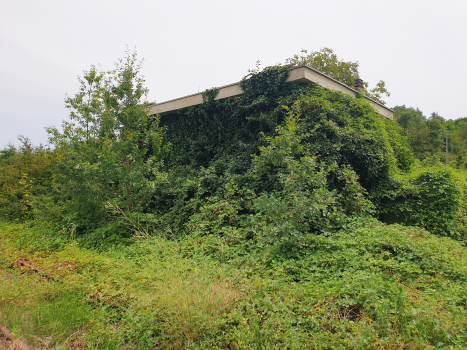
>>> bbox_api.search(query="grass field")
[1,220,467,349]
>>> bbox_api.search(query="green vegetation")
[0,136,56,221]
[285,48,390,105]
[1,49,467,349]
[393,105,467,167]
[2,219,467,349]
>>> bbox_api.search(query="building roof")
[148,65,394,119]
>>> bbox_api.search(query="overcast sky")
[1,0,466,147]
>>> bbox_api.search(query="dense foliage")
[394,105,467,167]
[0,137,56,221]
[43,52,167,245]
[0,52,464,242]
[153,65,413,232]
[1,50,467,349]
[373,168,462,236]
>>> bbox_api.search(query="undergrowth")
[2,53,467,349]
[1,221,467,349]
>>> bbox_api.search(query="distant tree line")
[393,105,467,167]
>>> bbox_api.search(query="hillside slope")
[1,220,467,349]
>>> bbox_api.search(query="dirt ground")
[0,326,89,350]
[0,334,24,350]
[0,327,33,350]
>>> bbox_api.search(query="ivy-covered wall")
[160,66,411,190]
[144,66,423,233]
[147,66,460,238]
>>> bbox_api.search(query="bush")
[251,102,371,244]
[46,51,167,238]
[375,168,461,237]
[0,137,56,221]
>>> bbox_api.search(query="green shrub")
[375,168,461,236]
[0,138,56,221]
[251,101,371,245]
[45,52,167,240]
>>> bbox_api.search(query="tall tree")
[47,50,166,232]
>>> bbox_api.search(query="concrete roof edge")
[289,65,394,113]
[149,65,393,116]
[148,81,241,108]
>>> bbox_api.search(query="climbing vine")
[148,65,424,232]
[201,88,219,103]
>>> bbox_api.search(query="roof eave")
[148,65,394,119]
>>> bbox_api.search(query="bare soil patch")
[0,325,32,350]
